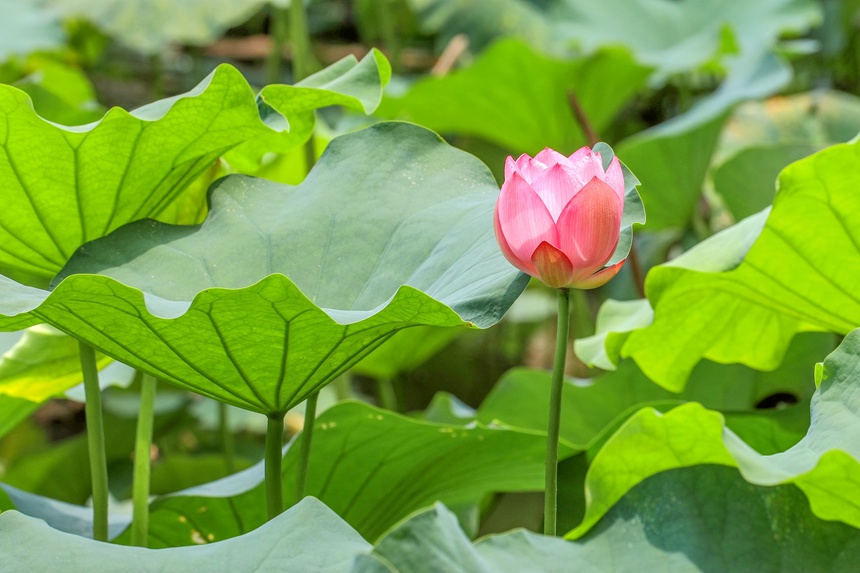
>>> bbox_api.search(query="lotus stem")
[544,288,570,536]
[219,401,236,474]
[265,413,285,520]
[376,377,399,411]
[289,0,317,173]
[79,342,109,542]
[131,374,157,547]
[378,0,401,73]
[289,0,313,82]
[265,6,289,85]
[295,391,319,501]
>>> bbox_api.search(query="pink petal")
[496,172,558,266]
[604,156,625,204]
[534,148,572,169]
[494,202,537,276]
[515,153,545,183]
[568,147,592,163]
[570,260,626,290]
[531,241,575,289]
[556,177,623,274]
[527,163,582,222]
[504,156,519,180]
[564,150,604,193]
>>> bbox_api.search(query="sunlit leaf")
[620,141,860,390]
[567,328,860,536]
[0,52,388,285]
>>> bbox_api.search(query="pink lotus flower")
[494,147,626,289]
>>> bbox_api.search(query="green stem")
[219,401,236,474]
[149,55,163,101]
[131,374,157,547]
[376,377,399,412]
[544,288,570,536]
[290,0,312,82]
[79,342,109,542]
[378,0,401,73]
[265,6,289,85]
[265,414,285,520]
[295,391,319,501]
[289,0,316,173]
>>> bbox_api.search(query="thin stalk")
[567,90,599,147]
[628,241,646,299]
[149,55,164,101]
[79,342,109,542]
[131,374,157,547]
[376,377,399,411]
[544,288,570,536]
[289,0,316,172]
[289,0,313,82]
[265,414,285,520]
[265,6,289,85]
[219,401,237,474]
[377,0,401,73]
[294,391,319,501]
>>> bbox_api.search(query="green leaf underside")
[378,38,650,154]
[568,328,860,537]
[0,498,370,573]
[621,141,860,390]
[0,51,388,283]
[113,401,563,546]
[0,123,528,415]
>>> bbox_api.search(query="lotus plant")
[494,145,642,536]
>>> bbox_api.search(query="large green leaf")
[378,38,650,155]
[618,140,860,390]
[550,0,819,76]
[0,498,370,572]
[616,51,791,229]
[567,327,860,536]
[0,122,528,416]
[49,0,287,55]
[0,51,388,285]
[118,400,561,546]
